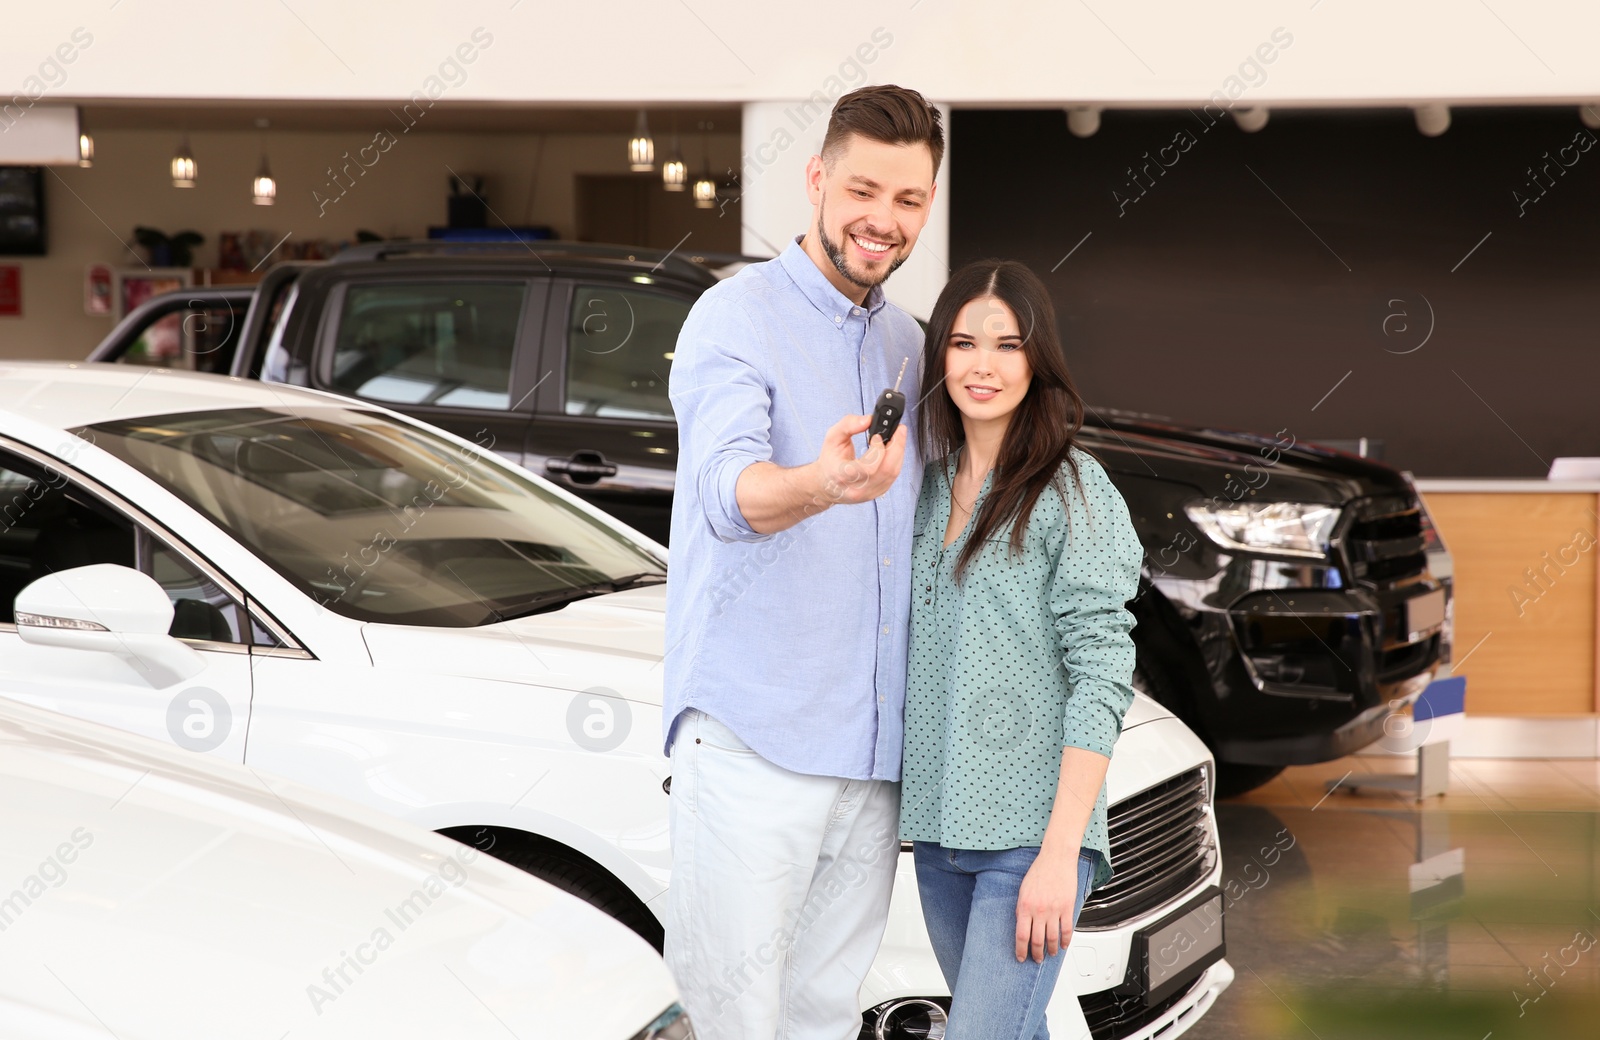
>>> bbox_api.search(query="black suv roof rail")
[331,239,764,282]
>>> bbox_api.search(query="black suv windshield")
[80,406,665,627]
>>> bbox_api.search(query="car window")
[143,539,248,643]
[329,281,527,410]
[564,285,688,421]
[82,406,666,628]
[246,607,285,649]
[112,298,244,375]
[0,450,246,643]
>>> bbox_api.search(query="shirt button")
[882,556,891,566]
[881,625,889,635]
[879,696,885,703]
[834,315,843,323]
[924,599,931,604]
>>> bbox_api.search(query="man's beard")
[817,199,906,290]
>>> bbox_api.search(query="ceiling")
[79,100,744,135]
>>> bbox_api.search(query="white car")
[0,362,1232,1038]
[0,680,687,1039]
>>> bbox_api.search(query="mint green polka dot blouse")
[899,447,1143,892]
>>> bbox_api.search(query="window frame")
[87,286,255,374]
[0,435,307,658]
[538,276,700,426]
[313,275,547,417]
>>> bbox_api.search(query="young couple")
[663,84,1142,1040]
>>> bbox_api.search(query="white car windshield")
[79,406,665,627]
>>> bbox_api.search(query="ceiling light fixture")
[252,118,275,205]
[1234,107,1269,133]
[171,132,196,188]
[1414,104,1450,137]
[76,107,93,167]
[692,123,716,209]
[1066,107,1101,138]
[629,109,655,171]
[662,123,687,192]
[252,155,277,206]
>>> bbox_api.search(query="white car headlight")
[1184,500,1341,559]
[632,1004,694,1040]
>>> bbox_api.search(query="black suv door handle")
[546,450,619,485]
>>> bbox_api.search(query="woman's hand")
[1015,846,1081,962]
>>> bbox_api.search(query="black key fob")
[870,389,905,447]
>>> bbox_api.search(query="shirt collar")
[777,234,888,322]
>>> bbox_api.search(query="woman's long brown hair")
[917,259,1091,581]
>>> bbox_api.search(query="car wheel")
[440,827,665,951]
[1214,761,1286,798]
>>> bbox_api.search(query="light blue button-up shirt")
[663,235,925,781]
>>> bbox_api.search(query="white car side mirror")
[15,564,205,688]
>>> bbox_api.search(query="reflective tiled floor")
[1183,755,1600,1039]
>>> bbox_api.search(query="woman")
[900,259,1143,1038]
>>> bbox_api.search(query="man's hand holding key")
[814,412,908,507]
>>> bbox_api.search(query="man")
[663,85,943,1039]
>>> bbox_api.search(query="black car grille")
[1344,497,1428,586]
[1080,977,1201,1040]
[1378,631,1441,682]
[1077,768,1214,929]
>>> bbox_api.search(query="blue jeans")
[912,843,1097,1040]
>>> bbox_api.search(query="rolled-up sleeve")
[668,296,774,544]
[1047,456,1144,757]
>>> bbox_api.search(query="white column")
[739,101,951,322]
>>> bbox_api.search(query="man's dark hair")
[820,85,944,177]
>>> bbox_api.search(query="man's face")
[806,134,937,291]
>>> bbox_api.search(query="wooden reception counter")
[1414,479,1600,723]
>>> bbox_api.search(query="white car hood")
[1121,690,1175,730]
[363,584,670,704]
[0,698,675,1040]
[362,584,1183,739]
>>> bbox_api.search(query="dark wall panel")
[949,108,1600,477]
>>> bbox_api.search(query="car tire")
[1214,762,1286,798]
[441,827,665,951]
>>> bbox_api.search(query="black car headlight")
[1184,500,1340,559]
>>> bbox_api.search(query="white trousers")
[664,708,900,1040]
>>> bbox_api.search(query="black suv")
[89,240,1452,794]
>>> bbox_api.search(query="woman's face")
[944,295,1033,426]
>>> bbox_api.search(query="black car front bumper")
[1154,494,1449,766]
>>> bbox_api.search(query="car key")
[869,357,910,449]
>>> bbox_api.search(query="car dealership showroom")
[1,3,1597,1038]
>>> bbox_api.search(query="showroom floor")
[1184,755,1600,1039]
